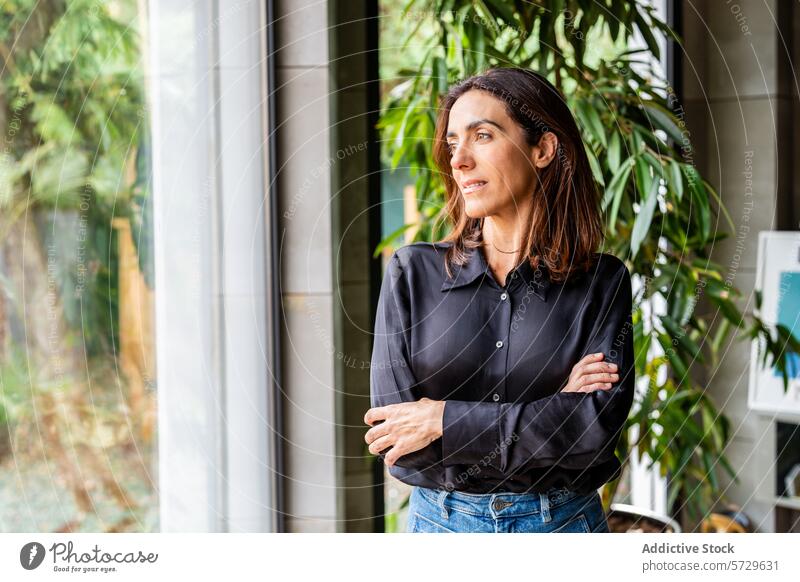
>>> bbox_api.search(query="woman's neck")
[482,207,529,255]
[482,216,523,253]
[481,210,531,285]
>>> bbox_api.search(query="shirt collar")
[440,245,550,301]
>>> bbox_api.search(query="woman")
[364,67,634,533]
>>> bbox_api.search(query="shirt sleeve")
[369,251,443,470]
[440,261,635,474]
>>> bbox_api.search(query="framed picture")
[748,231,800,419]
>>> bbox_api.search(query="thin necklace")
[485,240,520,254]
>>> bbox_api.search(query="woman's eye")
[447,143,457,154]
[476,132,491,141]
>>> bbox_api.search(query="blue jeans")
[406,485,609,533]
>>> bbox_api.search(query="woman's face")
[446,89,555,220]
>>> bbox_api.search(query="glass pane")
[0,0,156,532]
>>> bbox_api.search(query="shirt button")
[495,340,504,348]
[500,292,508,301]
[492,393,500,402]
[511,273,517,279]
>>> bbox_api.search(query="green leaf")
[681,164,711,244]
[472,22,486,72]
[483,0,516,26]
[393,95,423,151]
[709,296,745,329]
[586,146,605,186]
[633,156,652,198]
[608,131,622,174]
[30,98,81,143]
[630,171,658,258]
[602,157,633,233]
[711,318,731,354]
[89,154,126,202]
[707,412,725,453]
[483,44,514,65]
[617,47,652,58]
[657,333,689,383]
[630,130,644,155]
[31,148,90,206]
[576,99,607,148]
[642,102,684,144]
[717,454,738,480]
[661,314,706,364]
[433,56,448,96]
[701,449,719,491]
[633,6,661,61]
[373,223,417,258]
[703,179,736,233]
[668,159,684,201]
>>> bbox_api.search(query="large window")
[0,1,156,532]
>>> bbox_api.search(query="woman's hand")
[561,352,619,393]
[363,397,445,467]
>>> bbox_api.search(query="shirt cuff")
[441,400,501,467]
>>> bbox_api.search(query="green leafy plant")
[0,0,152,531]
[0,0,147,355]
[378,0,800,531]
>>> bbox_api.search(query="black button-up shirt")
[369,241,634,495]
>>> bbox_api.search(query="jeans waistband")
[417,485,592,520]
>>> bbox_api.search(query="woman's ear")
[531,131,559,168]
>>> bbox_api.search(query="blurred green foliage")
[0,0,153,532]
[0,0,151,356]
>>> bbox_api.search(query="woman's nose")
[450,145,474,171]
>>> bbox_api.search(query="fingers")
[572,354,618,380]
[364,421,390,445]
[384,444,405,467]
[563,366,620,393]
[571,370,618,393]
[571,352,604,378]
[582,360,618,375]
[564,353,620,393]
[368,434,394,456]
[563,382,611,393]
[363,405,391,426]
[563,380,613,393]
[577,352,605,368]
[581,371,619,386]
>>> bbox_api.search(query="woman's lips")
[462,181,487,194]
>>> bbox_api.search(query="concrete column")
[275,0,339,532]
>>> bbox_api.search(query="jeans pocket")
[551,512,591,533]
[406,487,457,533]
[582,492,609,533]
[408,511,456,533]
[549,491,606,533]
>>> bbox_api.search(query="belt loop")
[539,492,551,523]
[437,489,450,519]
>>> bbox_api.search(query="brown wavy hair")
[433,67,603,283]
